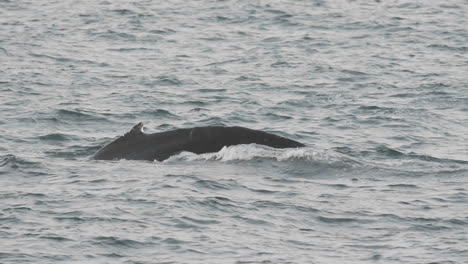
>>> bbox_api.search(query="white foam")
[163,144,349,163]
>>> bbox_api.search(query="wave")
[160,144,468,177]
[164,144,361,168]
[45,144,102,159]
[0,154,19,168]
[38,133,79,142]
[0,154,47,176]
[56,109,108,122]
[0,154,38,168]
[336,145,468,175]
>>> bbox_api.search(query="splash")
[164,144,359,165]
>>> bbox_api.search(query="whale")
[92,122,305,161]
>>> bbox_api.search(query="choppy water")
[1,0,468,263]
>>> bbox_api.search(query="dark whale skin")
[92,123,305,161]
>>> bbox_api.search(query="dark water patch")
[264,8,289,15]
[409,223,453,232]
[387,184,419,189]
[185,101,208,107]
[389,93,419,98]
[213,15,230,22]
[182,197,238,213]
[321,183,349,190]
[29,53,109,67]
[439,4,462,9]
[149,28,176,35]
[263,176,304,184]
[317,216,359,224]
[262,112,292,121]
[161,237,185,245]
[98,253,126,258]
[341,69,368,76]
[0,155,46,176]
[205,59,241,67]
[407,153,468,164]
[336,70,370,82]
[358,116,406,125]
[90,30,137,41]
[357,105,396,113]
[0,216,21,224]
[0,252,36,263]
[224,114,258,124]
[252,200,319,214]
[151,76,182,86]
[370,146,404,158]
[45,144,100,159]
[111,9,137,15]
[53,216,86,223]
[198,36,226,42]
[232,215,273,226]
[181,216,220,225]
[196,88,227,93]
[88,178,107,184]
[447,218,467,226]
[139,109,180,119]
[2,206,32,212]
[207,67,229,75]
[424,90,452,97]
[396,2,423,9]
[333,146,354,156]
[54,215,144,224]
[40,235,74,242]
[261,36,281,43]
[271,61,293,68]
[92,236,151,248]
[103,73,130,79]
[56,109,108,122]
[235,75,260,81]
[0,154,20,168]
[251,200,284,208]
[0,47,9,55]
[247,187,278,195]
[293,205,319,214]
[446,192,468,203]
[428,44,468,53]
[376,214,467,229]
[38,133,75,142]
[164,173,200,180]
[277,99,311,108]
[430,197,449,203]
[273,16,300,27]
[121,197,157,206]
[107,47,155,53]
[193,179,232,190]
[195,116,227,126]
[20,192,47,198]
[386,26,416,33]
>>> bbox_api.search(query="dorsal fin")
[123,122,145,138]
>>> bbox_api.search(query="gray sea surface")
[1,0,468,263]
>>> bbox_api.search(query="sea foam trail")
[164,144,361,165]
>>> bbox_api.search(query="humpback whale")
[92,122,305,161]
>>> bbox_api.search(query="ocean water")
[1,0,468,263]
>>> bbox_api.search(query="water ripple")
[1,0,468,263]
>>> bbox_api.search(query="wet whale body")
[92,122,305,161]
